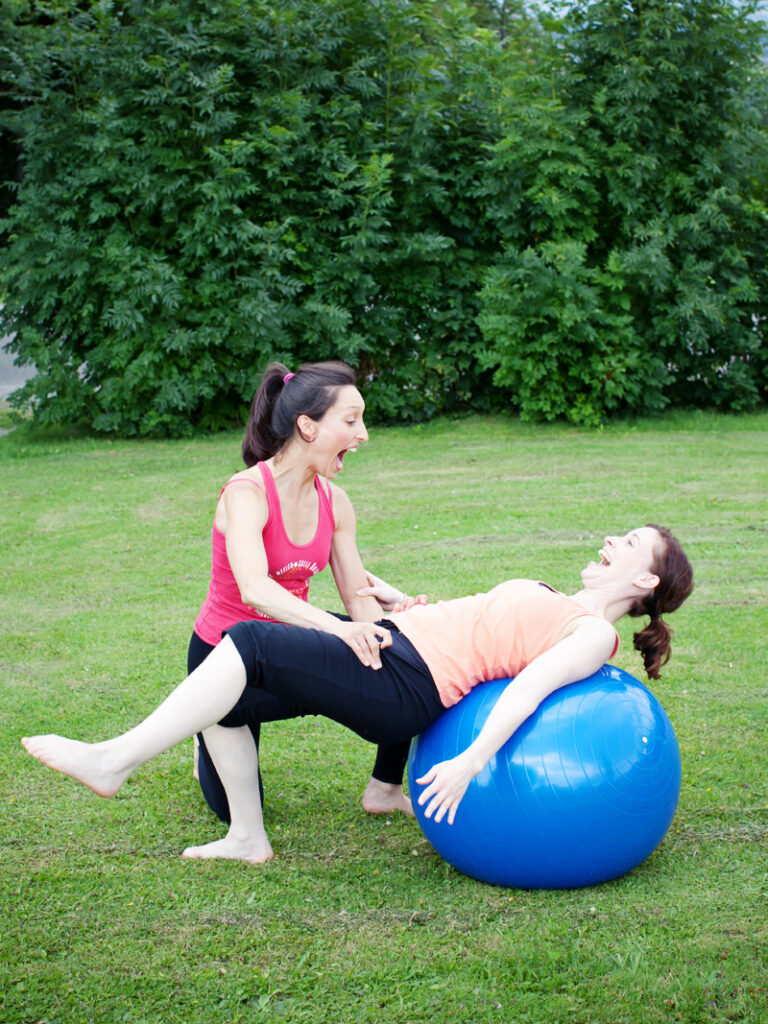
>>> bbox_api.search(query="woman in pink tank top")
[188,361,422,843]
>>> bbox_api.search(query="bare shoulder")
[327,481,355,518]
[216,469,268,531]
[222,469,266,502]
[570,614,618,652]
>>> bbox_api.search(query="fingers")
[361,626,391,669]
[353,634,381,669]
[362,631,382,669]
[356,571,385,597]
[429,798,454,824]
[367,625,392,666]
[416,773,442,812]
[415,764,462,824]
[376,625,392,649]
[391,594,428,613]
[356,584,395,611]
[343,623,392,669]
[419,789,457,824]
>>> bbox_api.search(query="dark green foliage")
[0,0,505,434]
[478,0,768,423]
[1,0,767,434]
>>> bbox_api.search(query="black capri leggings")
[188,621,440,821]
[225,619,445,746]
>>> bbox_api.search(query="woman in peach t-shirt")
[23,524,693,864]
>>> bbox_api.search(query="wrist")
[461,746,486,779]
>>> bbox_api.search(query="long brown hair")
[241,361,357,467]
[630,525,694,679]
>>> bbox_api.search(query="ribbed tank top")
[388,579,619,708]
[194,463,335,645]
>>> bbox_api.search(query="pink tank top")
[389,580,619,707]
[194,463,335,645]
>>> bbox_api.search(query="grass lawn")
[2,410,767,1024]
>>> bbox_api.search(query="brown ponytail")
[630,525,693,679]
[241,360,356,467]
[632,615,673,680]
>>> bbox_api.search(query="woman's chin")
[580,562,601,585]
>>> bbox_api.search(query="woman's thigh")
[188,631,303,727]
[226,621,443,745]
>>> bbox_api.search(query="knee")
[218,707,256,730]
[223,623,265,687]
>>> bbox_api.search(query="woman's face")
[581,526,662,591]
[307,385,369,478]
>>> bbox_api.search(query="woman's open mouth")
[336,446,357,471]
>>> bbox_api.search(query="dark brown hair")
[629,524,694,680]
[241,361,357,466]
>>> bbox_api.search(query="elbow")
[238,582,269,613]
[515,697,544,728]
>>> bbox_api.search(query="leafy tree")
[2,0,766,434]
[0,0,505,434]
[478,0,768,423]
[463,0,530,42]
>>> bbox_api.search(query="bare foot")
[362,778,414,817]
[182,829,274,865]
[21,735,129,798]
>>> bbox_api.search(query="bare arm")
[416,617,618,824]
[356,570,428,613]
[327,486,384,622]
[220,481,391,666]
[327,487,425,663]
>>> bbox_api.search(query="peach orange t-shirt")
[388,579,618,708]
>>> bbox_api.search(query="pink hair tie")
[283,372,295,384]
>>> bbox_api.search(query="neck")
[267,444,318,492]
[567,587,634,625]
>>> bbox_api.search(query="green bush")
[478,241,659,425]
[1,0,766,434]
[0,0,506,434]
[477,0,768,423]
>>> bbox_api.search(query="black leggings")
[226,619,445,745]
[188,623,435,821]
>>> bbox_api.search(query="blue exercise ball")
[407,664,681,889]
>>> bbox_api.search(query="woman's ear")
[633,572,660,591]
[297,414,317,443]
